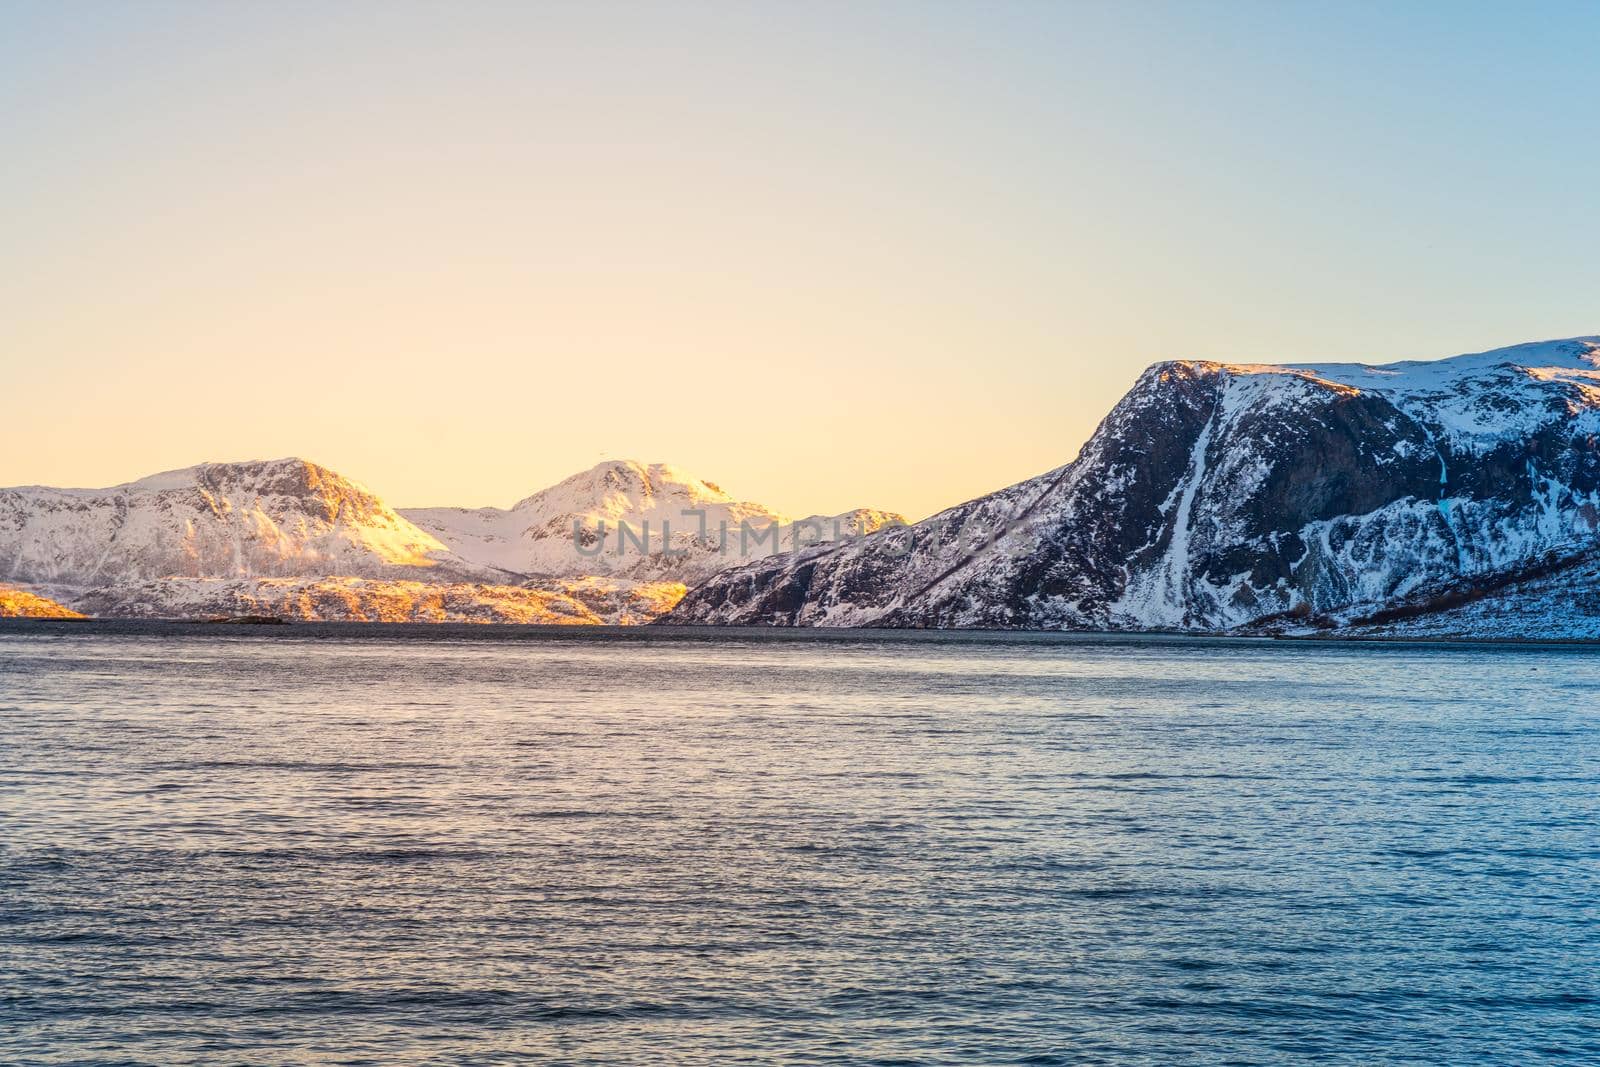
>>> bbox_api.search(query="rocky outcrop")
[0,585,84,619]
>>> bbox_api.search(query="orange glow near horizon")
[3,4,1596,520]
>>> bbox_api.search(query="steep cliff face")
[668,337,1600,632]
[0,458,476,591]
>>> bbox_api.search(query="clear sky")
[3,1,1598,520]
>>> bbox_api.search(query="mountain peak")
[401,459,903,584]
[512,459,734,512]
[119,457,401,527]
[126,456,344,490]
[1,457,454,586]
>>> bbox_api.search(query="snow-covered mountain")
[15,337,1600,636]
[0,458,487,596]
[0,456,898,622]
[402,459,904,584]
[667,336,1600,636]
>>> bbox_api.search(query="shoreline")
[2,615,1595,649]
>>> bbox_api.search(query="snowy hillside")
[402,460,905,584]
[668,336,1600,635]
[0,458,484,591]
[1329,548,1600,640]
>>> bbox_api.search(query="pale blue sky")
[3,1,1597,518]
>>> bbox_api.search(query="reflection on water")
[3,622,1599,1063]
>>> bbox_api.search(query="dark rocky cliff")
[667,337,1600,632]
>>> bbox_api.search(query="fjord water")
[2,624,1597,1064]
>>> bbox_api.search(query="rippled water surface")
[3,622,1599,1064]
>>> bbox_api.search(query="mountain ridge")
[9,336,1600,634]
[401,458,905,584]
[0,456,901,621]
